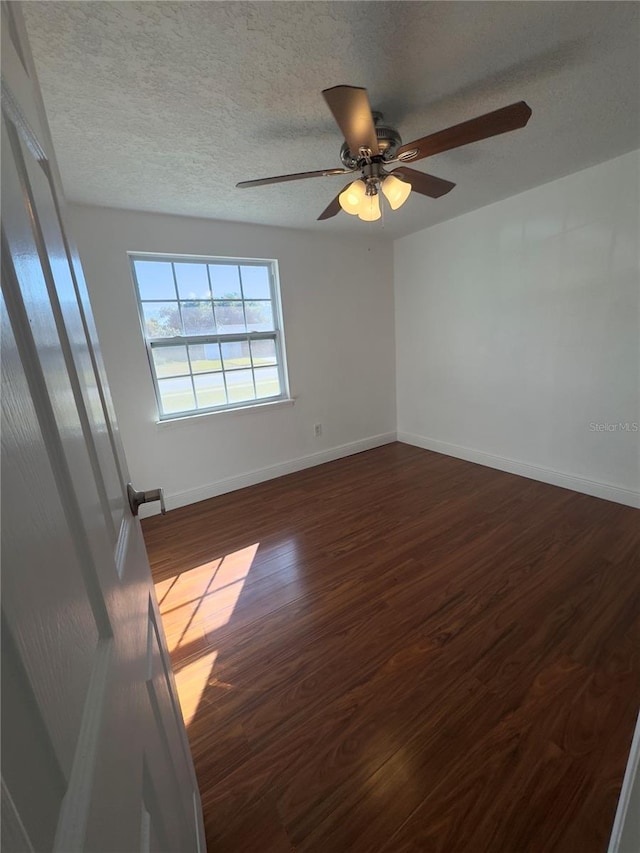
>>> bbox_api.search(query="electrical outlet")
[314,423,322,437]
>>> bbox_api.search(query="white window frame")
[129,252,290,420]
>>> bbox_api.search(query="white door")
[0,4,206,851]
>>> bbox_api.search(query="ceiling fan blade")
[392,166,455,198]
[236,168,351,189]
[317,193,342,221]
[322,85,379,156]
[397,101,532,163]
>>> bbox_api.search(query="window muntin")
[130,255,288,419]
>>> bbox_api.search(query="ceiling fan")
[236,85,532,222]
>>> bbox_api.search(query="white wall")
[395,150,640,507]
[70,205,396,511]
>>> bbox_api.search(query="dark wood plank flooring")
[142,443,640,853]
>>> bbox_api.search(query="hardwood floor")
[142,443,640,852]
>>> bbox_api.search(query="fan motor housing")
[340,114,402,168]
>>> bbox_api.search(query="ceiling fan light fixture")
[381,174,412,210]
[339,179,367,215]
[357,192,381,222]
[239,85,530,223]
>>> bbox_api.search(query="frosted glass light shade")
[339,179,367,215]
[381,174,411,210]
[357,192,381,221]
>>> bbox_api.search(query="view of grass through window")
[131,256,287,417]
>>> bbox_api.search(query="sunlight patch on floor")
[155,543,259,726]
[173,649,219,726]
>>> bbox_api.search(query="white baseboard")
[608,710,640,853]
[397,431,640,509]
[142,432,397,516]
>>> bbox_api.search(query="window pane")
[194,373,227,409]
[245,300,274,331]
[215,301,246,332]
[254,366,281,399]
[225,368,255,403]
[142,302,182,337]
[134,260,176,301]
[189,343,222,373]
[133,255,285,419]
[221,340,251,370]
[250,338,277,366]
[209,264,241,299]
[174,263,210,299]
[240,265,271,300]
[152,345,189,378]
[181,301,216,335]
[158,377,195,414]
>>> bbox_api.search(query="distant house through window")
[129,254,289,419]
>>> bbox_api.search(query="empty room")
[2,1,639,852]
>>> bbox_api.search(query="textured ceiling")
[24,1,640,240]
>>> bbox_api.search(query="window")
[130,254,289,419]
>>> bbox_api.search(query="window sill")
[155,397,296,427]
